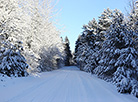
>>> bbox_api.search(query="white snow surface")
[0,66,138,102]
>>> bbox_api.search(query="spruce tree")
[74,7,138,98]
[0,0,28,77]
[74,23,102,72]
[0,36,28,77]
[127,0,138,32]
[64,36,72,66]
[94,11,138,97]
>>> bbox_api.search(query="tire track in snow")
[6,71,64,102]
[3,66,138,102]
[30,72,69,102]
[40,72,69,102]
[79,72,136,102]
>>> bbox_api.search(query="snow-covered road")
[0,66,138,102]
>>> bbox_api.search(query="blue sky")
[55,0,128,51]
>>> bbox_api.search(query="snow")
[0,66,138,102]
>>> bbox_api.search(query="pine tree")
[74,24,102,72]
[98,8,113,31]
[94,11,138,97]
[94,10,124,77]
[74,6,138,98]
[0,31,28,77]
[0,43,28,77]
[127,0,138,32]
[74,9,123,73]
[0,0,28,77]
[74,34,88,70]
[127,0,138,52]
[74,35,81,64]
[64,36,72,66]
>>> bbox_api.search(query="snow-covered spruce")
[63,36,73,66]
[95,12,138,97]
[127,0,138,33]
[74,8,138,98]
[74,33,94,72]
[74,8,121,73]
[0,43,28,77]
[0,0,28,77]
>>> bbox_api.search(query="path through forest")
[0,66,138,102]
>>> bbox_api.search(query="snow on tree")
[94,11,138,97]
[74,24,102,72]
[82,24,102,72]
[0,42,28,77]
[94,11,124,77]
[98,8,113,31]
[74,7,138,98]
[98,8,126,39]
[74,9,114,72]
[74,34,89,71]
[127,0,138,32]
[0,0,28,77]
[17,0,65,72]
[75,43,91,71]
[0,0,65,76]
[126,0,138,52]
[64,36,72,66]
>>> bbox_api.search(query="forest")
[74,1,138,98]
[0,0,138,99]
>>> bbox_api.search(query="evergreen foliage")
[0,0,65,77]
[0,43,28,77]
[74,7,138,98]
[127,0,138,33]
[64,36,72,66]
[0,0,28,77]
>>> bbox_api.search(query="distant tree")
[64,36,72,66]
[127,0,138,32]
[98,8,113,31]
[126,0,138,51]
[74,25,102,72]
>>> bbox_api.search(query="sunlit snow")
[0,66,138,102]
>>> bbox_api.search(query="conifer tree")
[0,0,65,76]
[0,42,28,77]
[64,36,72,66]
[0,0,28,77]
[74,7,138,98]
[127,0,138,32]
[94,11,138,97]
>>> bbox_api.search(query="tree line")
[0,0,72,77]
[74,1,138,98]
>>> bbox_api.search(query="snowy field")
[0,66,138,102]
